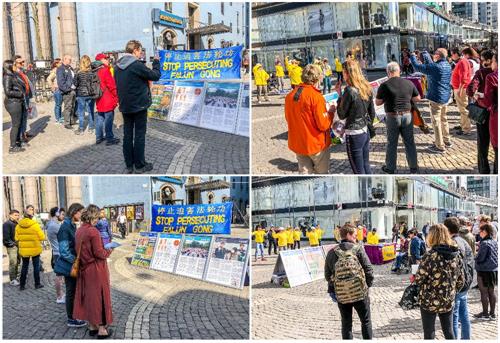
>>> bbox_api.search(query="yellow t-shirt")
[272,231,288,247]
[335,59,343,72]
[306,231,319,246]
[275,65,285,77]
[286,230,294,244]
[357,228,363,242]
[252,230,266,243]
[285,57,303,85]
[293,231,301,241]
[367,232,380,245]
[316,228,324,239]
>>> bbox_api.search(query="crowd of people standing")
[253,44,498,175]
[3,39,161,174]
[3,203,116,339]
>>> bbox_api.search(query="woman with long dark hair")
[3,59,27,153]
[335,59,375,174]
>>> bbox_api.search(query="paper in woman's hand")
[104,241,121,249]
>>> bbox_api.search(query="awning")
[185,179,230,191]
[186,23,231,36]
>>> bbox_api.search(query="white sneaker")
[56,296,66,304]
[10,279,20,286]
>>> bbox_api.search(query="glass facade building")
[251,177,497,240]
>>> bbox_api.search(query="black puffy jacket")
[337,86,375,131]
[73,70,95,97]
[3,71,26,104]
[114,54,161,114]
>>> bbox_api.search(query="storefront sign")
[151,203,232,234]
[205,237,249,289]
[158,46,243,80]
[152,9,185,29]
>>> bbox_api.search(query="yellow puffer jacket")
[293,230,301,241]
[15,217,45,257]
[275,64,285,77]
[286,230,294,244]
[253,64,269,86]
[285,57,303,85]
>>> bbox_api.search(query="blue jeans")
[76,96,95,130]
[323,76,332,94]
[385,112,418,172]
[53,90,63,122]
[96,111,116,141]
[346,132,371,174]
[393,252,407,270]
[453,291,471,340]
[255,243,264,259]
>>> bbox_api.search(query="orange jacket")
[285,84,333,155]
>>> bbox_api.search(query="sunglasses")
[16,60,25,65]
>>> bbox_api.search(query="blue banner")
[159,46,243,81]
[151,203,232,234]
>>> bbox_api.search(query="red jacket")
[96,65,118,113]
[451,58,472,90]
[484,71,498,148]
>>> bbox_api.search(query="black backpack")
[88,70,103,99]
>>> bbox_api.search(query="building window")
[230,22,232,32]
[221,2,224,15]
[164,2,172,13]
[237,12,240,34]
[208,12,212,25]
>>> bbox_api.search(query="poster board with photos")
[126,206,135,221]
[205,237,249,289]
[135,204,144,220]
[199,82,242,134]
[131,232,158,268]
[175,235,213,280]
[148,81,175,121]
[150,233,183,273]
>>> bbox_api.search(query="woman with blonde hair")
[334,59,375,174]
[414,224,464,339]
[73,55,96,135]
[73,204,114,339]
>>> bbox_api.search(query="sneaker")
[381,166,394,174]
[74,129,84,135]
[96,138,105,145]
[9,146,25,154]
[35,284,44,289]
[473,312,490,320]
[88,128,95,134]
[409,168,419,174]
[67,319,87,328]
[489,313,496,320]
[10,279,20,286]
[64,125,73,130]
[427,145,446,153]
[126,166,134,174]
[453,125,462,130]
[135,162,153,174]
[19,285,25,291]
[444,141,453,148]
[56,296,66,304]
[456,130,471,136]
[105,138,120,146]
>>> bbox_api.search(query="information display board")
[150,233,183,273]
[175,235,213,280]
[131,232,158,268]
[151,203,232,234]
[278,249,312,287]
[302,246,326,281]
[235,83,250,137]
[199,82,241,134]
[169,81,206,126]
[148,81,174,120]
[205,237,249,289]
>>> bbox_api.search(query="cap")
[95,53,107,61]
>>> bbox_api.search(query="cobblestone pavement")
[251,243,498,340]
[252,80,495,174]
[3,230,249,340]
[3,102,249,174]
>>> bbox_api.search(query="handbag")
[360,94,376,139]
[399,283,419,310]
[70,240,83,278]
[467,103,489,125]
[411,101,430,134]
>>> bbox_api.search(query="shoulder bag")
[467,103,489,125]
[70,240,83,278]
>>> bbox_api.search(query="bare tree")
[30,2,43,60]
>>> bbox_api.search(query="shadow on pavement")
[268,157,297,172]
[251,280,282,290]
[271,131,288,141]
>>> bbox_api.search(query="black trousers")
[294,240,301,249]
[477,120,491,174]
[337,297,373,339]
[19,255,41,287]
[5,101,24,147]
[65,276,77,320]
[420,308,454,339]
[122,110,148,169]
[268,240,277,255]
[62,91,76,125]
